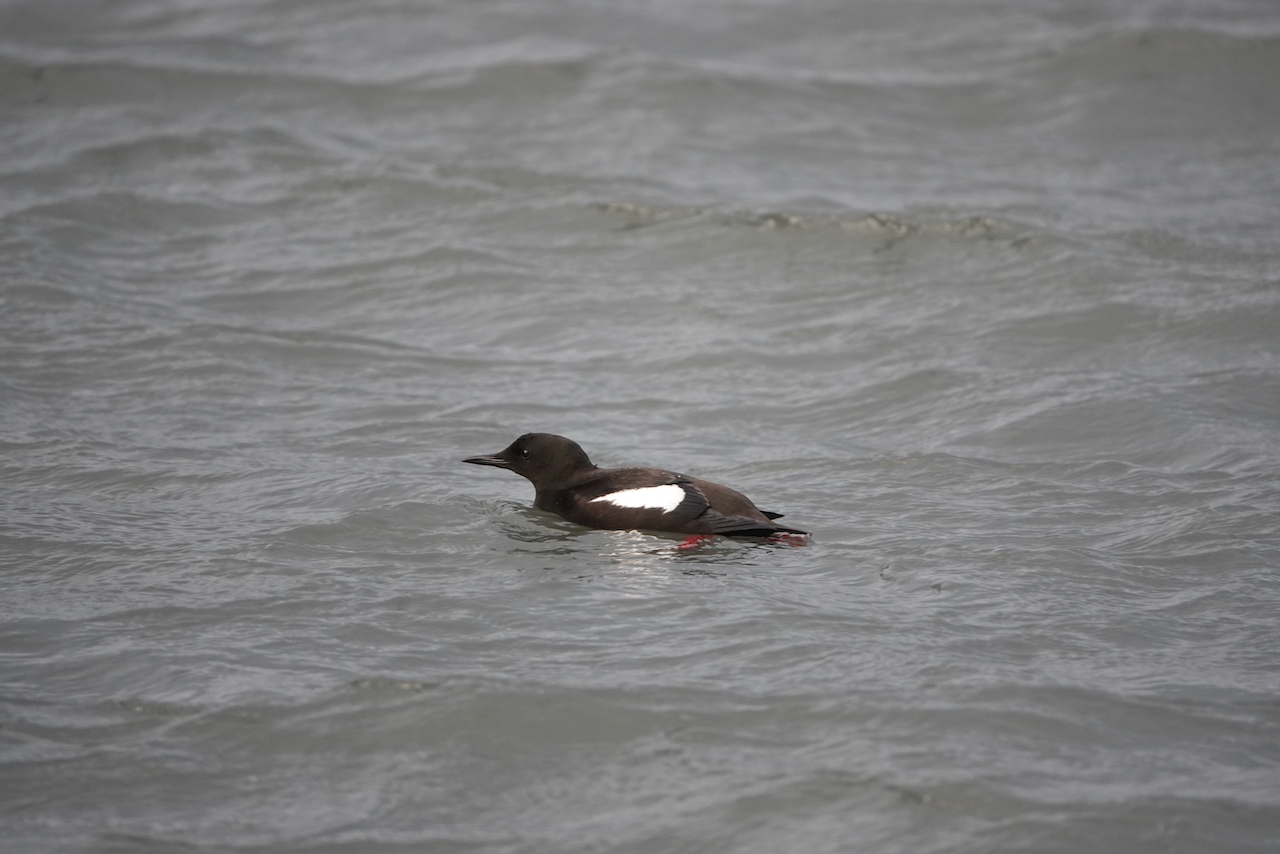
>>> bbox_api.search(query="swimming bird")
[463,433,807,541]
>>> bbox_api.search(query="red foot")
[677,535,715,551]
[768,532,809,546]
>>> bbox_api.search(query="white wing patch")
[589,484,686,513]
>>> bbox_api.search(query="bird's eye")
[520,448,530,458]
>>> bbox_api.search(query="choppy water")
[3,1,1280,852]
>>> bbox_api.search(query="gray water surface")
[2,1,1279,852]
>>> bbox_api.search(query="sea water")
[2,1,1279,851]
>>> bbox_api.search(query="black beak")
[463,453,512,469]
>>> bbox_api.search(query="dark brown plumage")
[464,433,807,539]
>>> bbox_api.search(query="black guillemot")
[463,433,808,542]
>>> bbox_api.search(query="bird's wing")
[693,509,793,537]
[569,469,797,537]
[571,472,707,529]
